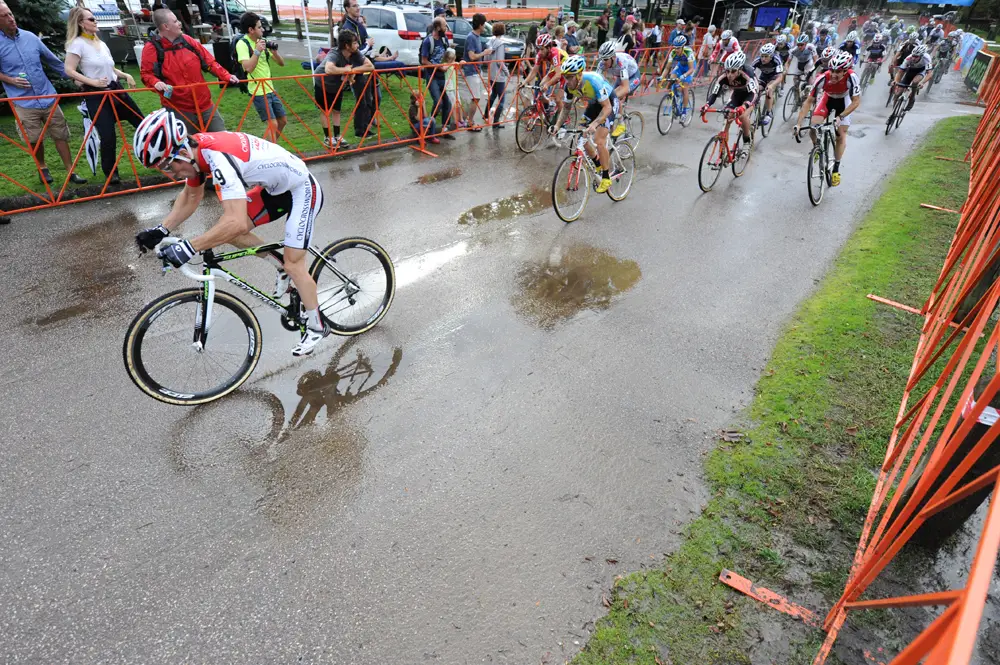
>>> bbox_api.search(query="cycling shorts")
[788,59,815,76]
[246,175,324,250]
[725,88,755,111]
[583,95,620,129]
[899,68,927,86]
[628,73,641,95]
[759,71,781,86]
[813,93,851,126]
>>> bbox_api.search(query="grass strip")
[572,115,980,665]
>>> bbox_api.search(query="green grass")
[571,115,980,665]
[0,59,430,206]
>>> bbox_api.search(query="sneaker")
[595,177,612,194]
[681,112,690,124]
[831,172,842,187]
[762,113,772,126]
[611,123,626,138]
[273,270,291,299]
[292,323,331,357]
[324,136,352,150]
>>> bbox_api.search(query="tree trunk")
[455,0,463,17]
[270,0,280,25]
[327,0,335,46]
[571,0,581,23]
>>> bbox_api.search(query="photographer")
[235,12,286,142]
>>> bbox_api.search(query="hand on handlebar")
[136,224,170,254]
[157,239,196,268]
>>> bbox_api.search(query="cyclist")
[786,34,818,93]
[656,35,696,122]
[891,31,919,80]
[711,29,741,68]
[596,40,640,138]
[839,30,861,65]
[935,32,955,67]
[794,50,860,187]
[864,32,888,75]
[551,54,619,194]
[131,109,330,356]
[927,20,946,49]
[519,33,568,118]
[889,19,902,46]
[815,26,833,50]
[893,43,933,111]
[775,34,792,91]
[701,50,758,151]
[816,45,837,78]
[751,43,783,125]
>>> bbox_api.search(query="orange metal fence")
[0,41,770,217]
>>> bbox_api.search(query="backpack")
[149,33,210,80]
[229,35,265,95]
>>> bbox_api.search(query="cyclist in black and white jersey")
[701,50,759,149]
[751,44,783,125]
[893,44,933,110]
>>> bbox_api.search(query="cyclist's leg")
[830,98,849,185]
[283,175,324,317]
[765,77,778,112]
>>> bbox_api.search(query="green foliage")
[7,0,69,52]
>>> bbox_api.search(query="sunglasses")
[84,17,97,22]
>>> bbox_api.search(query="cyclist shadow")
[167,336,404,526]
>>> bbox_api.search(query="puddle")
[457,185,549,225]
[514,243,641,329]
[359,155,402,172]
[415,166,462,185]
[642,161,689,176]
[848,128,868,139]
[35,304,90,326]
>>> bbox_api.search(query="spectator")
[596,9,610,46]
[557,7,564,25]
[442,47,463,129]
[341,0,375,57]
[613,8,625,38]
[667,18,685,47]
[236,12,286,142]
[540,13,556,35]
[553,24,567,51]
[641,18,662,68]
[697,24,716,79]
[140,8,238,134]
[408,93,439,144]
[0,1,86,185]
[683,22,696,47]
[565,21,581,53]
[420,16,454,140]
[485,22,509,128]
[316,29,372,150]
[460,13,492,130]
[64,6,143,185]
[521,24,538,78]
[620,19,636,53]
[577,20,595,50]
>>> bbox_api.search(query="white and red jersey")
[711,37,741,62]
[187,131,310,201]
[810,69,861,99]
[535,46,567,77]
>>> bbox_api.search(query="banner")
[960,33,986,75]
[755,7,789,29]
[965,50,995,93]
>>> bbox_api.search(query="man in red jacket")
[140,9,238,133]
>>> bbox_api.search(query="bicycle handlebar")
[158,237,215,282]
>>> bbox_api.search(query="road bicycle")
[858,57,883,94]
[697,107,754,193]
[925,54,948,95]
[551,128,636,223]
[655,77,696,135]
[886,82,916,135]
[615,97,644,149]
[751,82,778,139]
[123,237,395,406]
[514,85,579,154]
[782,72,812,123]
[794,114,838,206]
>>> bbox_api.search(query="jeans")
[427,76,451,132]
[83,81,143,177]
[488,80,507,123]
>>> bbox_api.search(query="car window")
[361,7,380,26]
[381,11,399,29]
[452,20,470,35]
[404,12,431,33]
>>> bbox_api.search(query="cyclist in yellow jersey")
[551,54,620,194]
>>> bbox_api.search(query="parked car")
[213,0,273,36]
[348,3,435,66]
[446,16,524,62]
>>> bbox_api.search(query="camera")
[266,40,279,50]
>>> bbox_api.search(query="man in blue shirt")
[565,21,581,53]
[460,13,492,129]
[0,1,86,185]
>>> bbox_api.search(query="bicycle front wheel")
[657,92,674,135]
[123,288,262,406]
[782,87,798,122]
[698,135,725,192]
[758,100,771,138]
[552,155,591,223]
[515,108,546,154]
[310,237,396,335]
[807,146,826,206]
[607,142,636,202]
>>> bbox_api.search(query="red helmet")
[536,33,553,48]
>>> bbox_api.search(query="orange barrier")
[274,5,557,22]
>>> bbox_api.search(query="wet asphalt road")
[0,72,979,663]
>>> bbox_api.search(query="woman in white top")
[697,24,717,80]
[64,7,143,184]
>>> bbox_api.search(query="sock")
[333,125,341,138]
[323,125,331,139]
[833,161,841,173]
[591,155,601,168]
[307,308,323,331]
[264,250,284,269]
[602,169,610,179]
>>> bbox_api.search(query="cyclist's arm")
[522,63,540,86]
[539,68,560,89]
[841,74,861,119]
[795,93,814,127]
[190,198,250,252]
[161,181,205,232]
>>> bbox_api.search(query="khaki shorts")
[17,104,70,143]
[174,107,226,134]
[459,74,484,104]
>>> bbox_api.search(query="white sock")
[307,308,323,331]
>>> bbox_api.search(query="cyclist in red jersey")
[519,33,567,115]
[794,50,860,187]
[131,109,331,356]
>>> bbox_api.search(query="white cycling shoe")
[292,324,331,357]
[273,270,291,299]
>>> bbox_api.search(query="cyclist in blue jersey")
[839,31,861,65]
[596,40,640,139]
[551,54,620,194]
[815,26,833,50]
[660,34,696,123]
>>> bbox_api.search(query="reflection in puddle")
[416,166,462,185]
[457,185,549,225]
[359,155,401,172]
[514,244,641,329]
[395,241,468,288]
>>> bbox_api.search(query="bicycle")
[123,237,396,406]
[514,85,579,154]
[752,82,779,139]
[885,82,916,135]
[782,72,812,123]
[697,107,754,193]
[655,77,696,135]
[858,57,883,94]
[551,128,636,223]
[616,96,644,148]
[925,55,947,94]
[794,114,838,206]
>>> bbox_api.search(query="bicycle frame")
[701,108,746,164]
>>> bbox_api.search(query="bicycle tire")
[552,155,590,223]
[782,87,798,122]
[607,142,636,202]
[656,92,674,135]
[885,84,894,108]
[824,130,835,187]
[758,100,771,138]
[309,237,395,335]
[679,87,696,127]
[896,101,906,128]
[732,133,752,177]
[123,288,262,406]
[515,108,546,154]
[698,135,724,193]
[624,111,644,147]
[807,146,826,206]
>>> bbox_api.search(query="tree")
[454,0,463,18]
[327,0,336,46]
[270,0,281,25]
[7,0,68,52]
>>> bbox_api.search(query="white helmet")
[724,50,746,70]
[598,40,618,59]
[911,44,927,57]
[133,108,189,169]
[821,46,836,60]
[760,43,776,56]
[830,50,853,70]
[782,27,792,35]
[561,54,586,75]
[721,29,733,40]
[846,30,858,41]
[873,33,883,43]
[776,34,787,45]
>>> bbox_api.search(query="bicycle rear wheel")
[515,108,546,154]
[552,155,591,223]
[807,146,826,206]
[656,92,674,135]
[758,99,771,138]
[624,110,644,146]
[607,142,636,201]
[732,133,752,177]
[310,237,395,335]
[123,288,262,406]
[782,87,799,122]
[698,136,725,192]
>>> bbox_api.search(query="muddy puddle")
[458,185,549,225]
[513,243,641,329]
[415,167,462,185]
